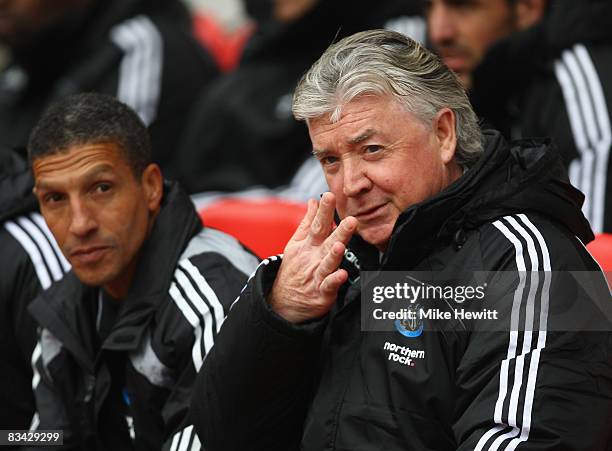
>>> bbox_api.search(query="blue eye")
[365,145,381,153]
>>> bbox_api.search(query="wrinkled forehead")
[308,95,426,134]
[32,143,128,187]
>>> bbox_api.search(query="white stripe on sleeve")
[5,221,51,289]
[475,215,551,450]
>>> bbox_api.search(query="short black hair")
[28,93,152,177]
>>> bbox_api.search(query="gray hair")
[292,29,484,167]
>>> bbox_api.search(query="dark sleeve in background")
[0,230,42,429]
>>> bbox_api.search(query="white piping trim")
[5,221,51,289]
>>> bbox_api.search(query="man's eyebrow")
[348,129,375,144]
[35,164,115,191]
[312,148,328,159]
[311,130,377,158]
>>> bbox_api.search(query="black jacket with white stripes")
[192,130,612,450]
[0,0,218,183]
[27,182,259,450]
[470,0,612,233]
[0,150,70,433]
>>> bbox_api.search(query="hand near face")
[269,192,358,324]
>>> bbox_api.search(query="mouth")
[70,246,111,265]
[354,203,387,222]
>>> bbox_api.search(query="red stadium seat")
[587,233,612,274]
[199,198,307,259]
[193,13,255,72]
[201,201,612,280]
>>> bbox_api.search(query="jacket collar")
[29,181,202,363]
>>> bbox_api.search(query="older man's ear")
[434,108,457,165]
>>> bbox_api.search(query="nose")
[342,156,372,198]
[427,3,457,47]
[68,198,97,237]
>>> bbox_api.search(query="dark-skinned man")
[24,93,258,450]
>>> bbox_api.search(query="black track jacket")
[192,131,612,450]
[0,0,217,183]
[470,0,612,233]
[27,183,259,450]
[0,151,69,433]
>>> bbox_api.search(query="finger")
[319,269,349,298]
[309,192,336,245]
[314,241,346,286]
[291,198,318,242]
[324,215,358,251]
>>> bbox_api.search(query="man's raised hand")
[269,192,357,323]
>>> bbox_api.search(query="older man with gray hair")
[192,30,611,450]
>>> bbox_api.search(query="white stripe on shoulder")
[573,44,611,234]
[29,213,70,272]
[169,429,181,451]
[31,342,41,390]
[476,215,550,450]
[179,259,225,333]
[501,217,538,427]
[111,21,139,112]
[110,15,163,126]
[190,432,201,451]
[554,58,589,190]
[557,50,596,226]
[181,227,260,277]
[479,220,525,446]
[174,425,198,451]
[169,282,203,370]
[29,413,40,432]
[5,220,51,289]
[173,268,214,361]
[487,217,539,449]
[505,215,552,450]
[17,216,63,281]
[562,49,601,155]
[555,44,610,233]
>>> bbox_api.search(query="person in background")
[0,149,70,434]
[177,0,425,198]
[191,30,611,450]
[426,0,612,233]
[0,0,218,182]
[0,0,219,432]
[24,93,259,449]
